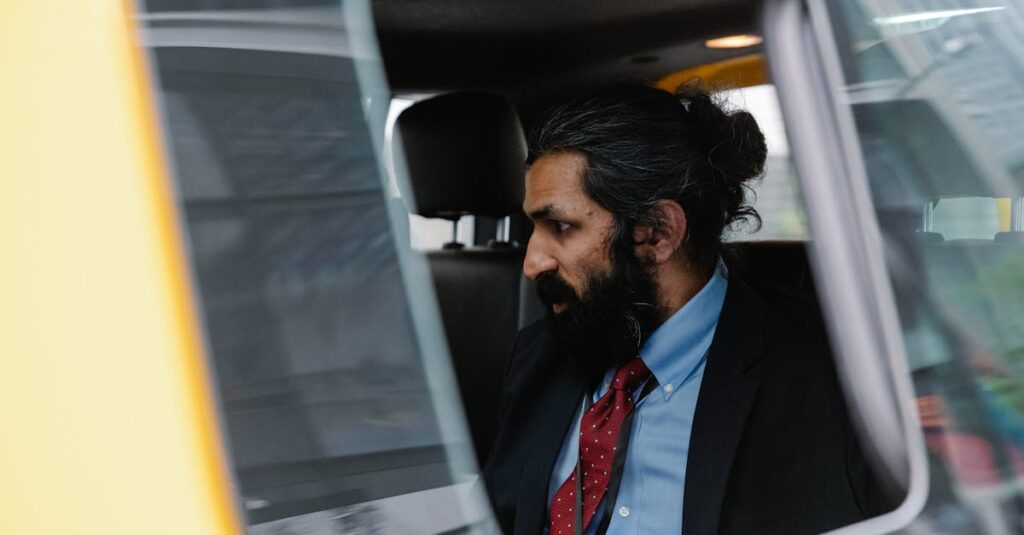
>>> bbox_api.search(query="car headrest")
[396,92,526,220]
[995,231,1024,244]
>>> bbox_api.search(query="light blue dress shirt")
[545,260,729,534]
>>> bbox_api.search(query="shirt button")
[663,384,674,393]
[618,506,630,518]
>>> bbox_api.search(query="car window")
[825,1,1024,531]
[930,197,1006,241]
[137,1,492,532]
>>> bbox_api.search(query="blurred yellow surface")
[656,54,769,93]
[0,1,241,534]
[998,197,1011,231]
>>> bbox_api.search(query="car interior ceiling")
[372,0,762,124]
[381,0,830,467]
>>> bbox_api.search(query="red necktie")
[548,357,651,534]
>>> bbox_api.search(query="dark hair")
[527,82,766,271]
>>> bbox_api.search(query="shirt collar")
[639,258,729,400]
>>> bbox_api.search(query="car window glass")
[826,1,1024,531]
[137,1,492,532]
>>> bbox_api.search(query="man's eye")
[552,221,571,234]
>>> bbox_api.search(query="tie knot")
[610,357,650,392]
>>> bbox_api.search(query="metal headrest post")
[496,216,511,243]
[443,216,465,250]
[921,200,935,233]
[487,216,516,249]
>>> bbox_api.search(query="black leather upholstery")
[398,92,528,466]
[518,276,547,330]
[396,92,527,219]
[428,249,524,465]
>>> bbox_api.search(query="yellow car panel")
[0,1,241,534]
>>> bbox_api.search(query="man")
[481,84,892,534]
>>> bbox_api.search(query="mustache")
[535,273,578,306]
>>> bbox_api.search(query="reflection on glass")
[137,1,489,533]
[829,0,1024,531]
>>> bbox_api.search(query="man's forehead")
[526,152,587,188]
[523,153,588,213]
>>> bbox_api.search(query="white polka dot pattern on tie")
[547,357,651,533]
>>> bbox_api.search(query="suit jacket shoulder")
[697,280,893,534]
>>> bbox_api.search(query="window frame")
[762,0,930,532]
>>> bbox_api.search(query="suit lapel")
[683,275,765,535]
[514,332,587,535]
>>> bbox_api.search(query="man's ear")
[632,200,687,264]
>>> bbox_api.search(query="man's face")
[523,152,661,378]
[523,152,616,304]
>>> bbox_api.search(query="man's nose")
[523,235,557,281]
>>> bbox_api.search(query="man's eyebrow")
[525,204,566,222]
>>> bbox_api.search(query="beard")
[535,244,663,383]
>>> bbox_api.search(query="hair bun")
[716,110,767,182]
[677,85,767,183]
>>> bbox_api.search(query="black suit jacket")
[482,275,891,534]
